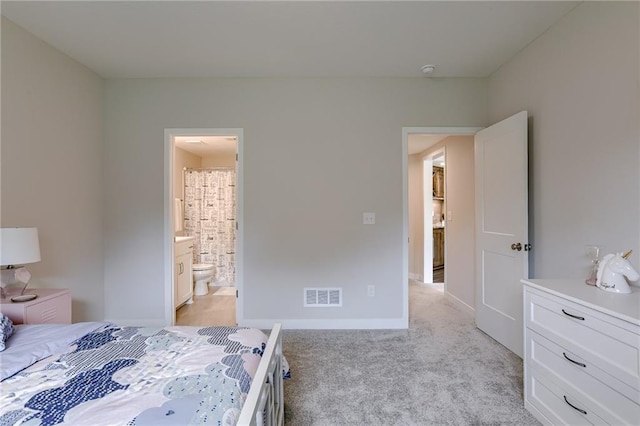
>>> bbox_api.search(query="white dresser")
[522,279,640,425]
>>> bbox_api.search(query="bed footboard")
[237,323,284,426]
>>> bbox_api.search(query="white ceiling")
[175,135,237,158]
[1,1,579,79]
[2,1,579,156]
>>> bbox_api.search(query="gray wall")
[489,1,640,278]
[173,147,201,204]
[1,18,105,321]
[408,153,425,280]
[4,1,636,325]
[103,78,487,326]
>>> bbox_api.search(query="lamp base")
[11,294,38,303]
[1,267,34,300]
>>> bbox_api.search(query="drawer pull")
[561,309,585,321]
[563,352,586,368]
[563,395,587,415]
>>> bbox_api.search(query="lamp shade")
[0,228,41,266]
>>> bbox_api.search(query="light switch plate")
[363,212,375,225]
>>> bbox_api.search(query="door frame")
[403,127,481,322]
[422,148,446,284]
[164,128,244,326]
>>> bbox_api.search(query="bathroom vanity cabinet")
[175,238,194,308]
[522,279,640,425]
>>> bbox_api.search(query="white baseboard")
[444,291,475,316]
[239,317,409,330]
[105,318,167,327]
[105,317,409,330]
[408,272,423,281]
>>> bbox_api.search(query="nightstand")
[0,288,71,324]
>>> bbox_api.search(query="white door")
[475,111,529,358]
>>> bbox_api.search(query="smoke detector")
[421,65,436,75]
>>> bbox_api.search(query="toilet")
[193,264,215,296]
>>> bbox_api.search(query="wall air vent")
[304,288,342,307]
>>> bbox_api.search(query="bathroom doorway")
[164,128,243,327]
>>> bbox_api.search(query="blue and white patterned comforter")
[0,324,288,426]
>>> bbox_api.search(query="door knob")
[511,242,522,251]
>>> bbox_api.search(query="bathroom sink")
[174,236,194,243]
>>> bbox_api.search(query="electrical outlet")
[367,285,375,297]
[363,212,376,225]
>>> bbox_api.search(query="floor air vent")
[304,288,342,307]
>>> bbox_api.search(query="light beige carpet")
[281,281,539,425]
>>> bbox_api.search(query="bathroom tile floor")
[176,287,236,326]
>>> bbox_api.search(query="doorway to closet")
[164,128,244,327]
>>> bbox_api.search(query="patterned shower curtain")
[183,169,236,285]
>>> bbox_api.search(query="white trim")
[444,292,475,317]
[408,272,423,281]
[164,128,244,326]
[402,126,482,319]
[164,130,174,326]
[240,318,408,330]
[423,155,435,282]
[402,128,409,329]
[105,318,167,327]
[403,127,483,136]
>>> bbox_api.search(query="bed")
[0,316,287,426]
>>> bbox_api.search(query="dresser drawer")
[527,329,640,424]
[527,370,608,426]
[0,289,71,324]
[24,297,71,324]
[526,289,640,392]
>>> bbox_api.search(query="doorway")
[404,114,528,356]
[404,127,480,322]
[430,151,445,285]
[164,128,244,327]
[417,147,445,286]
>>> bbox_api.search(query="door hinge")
[235,222,238,230]
[236,289,238,298]
[236,153,238,161]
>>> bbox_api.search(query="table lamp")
[0,227,41,302]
